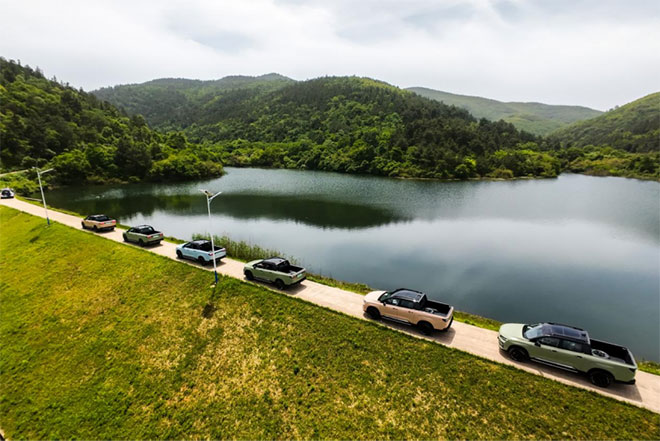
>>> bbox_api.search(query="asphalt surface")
[2,197,659,414]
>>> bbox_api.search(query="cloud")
[0,0,658,109]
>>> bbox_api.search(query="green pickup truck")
[498,322,637,387]
[122,225,164,246]
[244,257,306,289]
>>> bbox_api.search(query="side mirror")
[534,341,541,347]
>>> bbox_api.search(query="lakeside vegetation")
[1,206,658,439]
[0,58,224,189]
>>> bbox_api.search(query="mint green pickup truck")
[498,322,637,387]
[244,257,306,289]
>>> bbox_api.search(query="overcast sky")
[1,0,658,110]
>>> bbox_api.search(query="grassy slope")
[0,206,658,439]
[408,87,602,135]
[551,92,660,152]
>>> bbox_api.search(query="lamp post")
[35,168,54,226]
[200,189,222,284]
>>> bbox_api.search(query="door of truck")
[381,298,410,323]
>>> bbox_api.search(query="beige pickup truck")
[363,288,454,334]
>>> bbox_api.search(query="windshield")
[379,291,393,301]
[523,324,546,340]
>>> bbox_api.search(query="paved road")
[2,197,659,414]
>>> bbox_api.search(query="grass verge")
[0,205,658,439]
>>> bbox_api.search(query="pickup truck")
[244,257,306,289]
[81,214,116,231]
[363,288,454,335]
[176,240,226,265]
[498,322,637,387]
[122,225,164,246]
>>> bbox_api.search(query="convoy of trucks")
[79,212,639,388]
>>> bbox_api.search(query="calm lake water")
[42,168,660,361]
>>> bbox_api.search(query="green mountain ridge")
[0,58,224,189]
[407,87,603,135]
[93,74,295,130]
[550,92,660,152]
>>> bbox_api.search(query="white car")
[176,240,226,265]
[1,188,15,199]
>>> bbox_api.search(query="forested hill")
[408,87,602,136]
[93,74,294,130]
[0,58,223,189]
[550,92,660,152]
[119,76,557,180]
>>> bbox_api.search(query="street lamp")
[35,168,54,226]
[200,189,222,284]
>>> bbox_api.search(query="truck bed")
[276,264,304,275]
[423,300,452,316]
[591,339,635,366]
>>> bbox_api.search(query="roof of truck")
[263,257,287,265]
[390,288,425,302]
[541,323,590,343]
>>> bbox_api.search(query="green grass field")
[0,206,658,439]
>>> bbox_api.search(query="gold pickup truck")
[363,288,454,335]
[81,214,116,231]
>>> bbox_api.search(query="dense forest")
[542,92,660,180]
[96,76,563,180]
[408,87,603,135]
[2,58,658,192]
[0,58,224,192]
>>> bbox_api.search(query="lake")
[41,168,660,361]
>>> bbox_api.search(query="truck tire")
[123,234,128,242]
[245,271,254,281]
[197,256,206,265]
[366,306,381,320]
[418,321,434,335]
[176,250,183,259]
[81,222,86,229]
[275,279,286,290]
[589,369,614,388]
[139,239,145,247]
[508,346,529,362]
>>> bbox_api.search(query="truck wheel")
[123,234,128,242]
[418,321,434,335]
[589,370,614,388]
[197,256,206,265]
[275,279,285,290]
[176,250,183,259]
[139,239,145,247]
[93,225,98,232]
[508,346,529,362]
[366,307,381,320]
[81,222,86,229]
[245,271,254,281]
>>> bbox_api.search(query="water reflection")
[44,192,407,229]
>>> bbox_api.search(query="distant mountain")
[407,87,602,135]
[550,92,660,153]
[93,73,295,130]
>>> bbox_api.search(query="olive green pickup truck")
[122,225,164,246]
[498,322,637,387]
[244,257,306,289]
